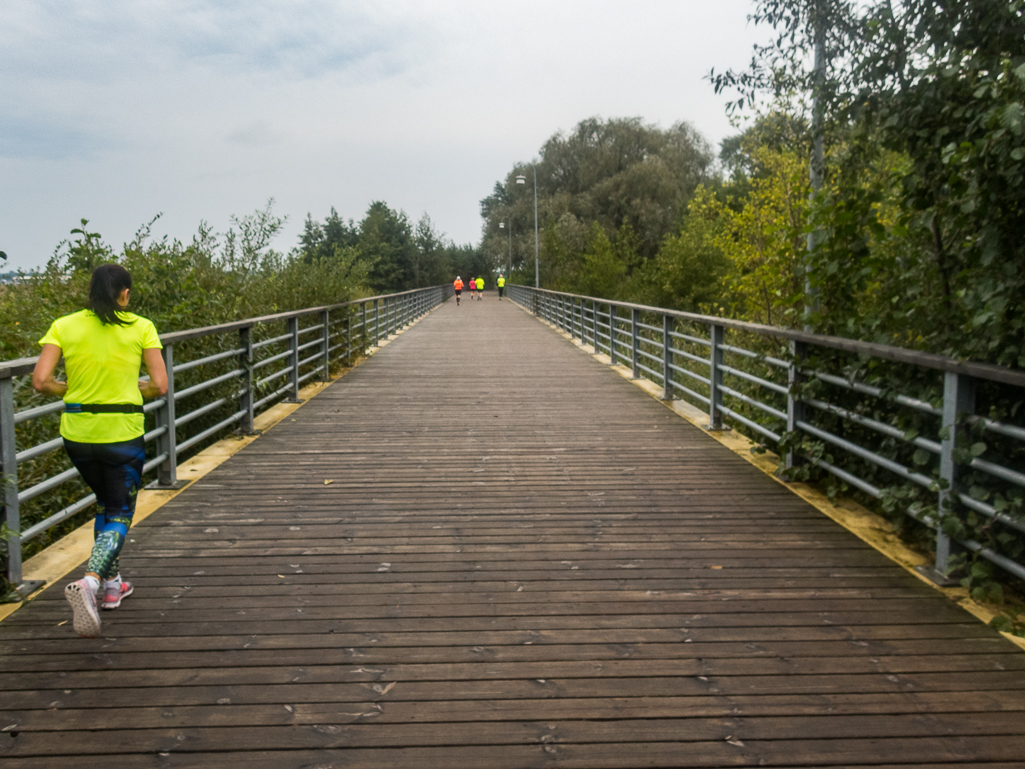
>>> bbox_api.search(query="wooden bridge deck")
[2,295,1024,768]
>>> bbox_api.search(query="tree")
[299,208,359,264]
[412,214,451,288]
[713,0,1025,366]
[844,0,1025,366]
[358,201,416,292]
[647,188,732,313]
[480,116,715,284]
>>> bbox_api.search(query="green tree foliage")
[0,202,371,362]
[358,201,417,291]
[480,116,715,288]
[714,0,1025,366]
[299,203,478,292]
[838,0,1025,367]
[299,207,359,264]
[648,188,733,314]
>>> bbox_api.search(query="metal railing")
[1,285,451,594]
[510,285,1025,585]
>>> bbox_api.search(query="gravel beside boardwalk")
[2,293,1024,767]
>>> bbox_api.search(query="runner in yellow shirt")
[497,274,505,300]
[33,264,168,637]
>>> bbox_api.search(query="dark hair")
[87,264,134,326]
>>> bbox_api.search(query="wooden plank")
[6,712,1025,757]
[4,740,1025,769]
[6,689,1025,731]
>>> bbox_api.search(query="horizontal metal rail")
[174,347,245,374]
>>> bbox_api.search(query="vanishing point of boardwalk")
[1,296,1024,768]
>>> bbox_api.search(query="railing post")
[238,327,256,435]
[361,302,368,353]
[786,340,807,471]
[321,309,331,382]
[662,313,673,400]
[373,300,380,345]
[707,323,725,430]
[609,305,618,366]
[151,343,187,488]
[593,301,600,354]
[346,306,353,365]
[285,317,303,403]
[928,371,977,582]
[630,308,641,379]
[1,373,23,590]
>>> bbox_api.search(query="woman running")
[32,264,167,638]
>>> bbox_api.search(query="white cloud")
[3,1,428,83]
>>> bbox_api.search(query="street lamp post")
[516,166,539,288]
[499,221,511,277]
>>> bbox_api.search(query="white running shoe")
[65,578,101,637]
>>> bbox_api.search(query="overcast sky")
[1,0,769,272]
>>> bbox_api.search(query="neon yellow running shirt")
[39,309,162,443]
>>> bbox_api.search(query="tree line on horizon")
[0,198,489,363]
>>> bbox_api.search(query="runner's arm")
[139,347,168,398]
[32,344,68,397]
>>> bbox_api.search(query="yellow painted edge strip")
[0,308,433,623]
[528,308,1025,653]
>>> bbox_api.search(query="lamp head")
[515,175,526,185]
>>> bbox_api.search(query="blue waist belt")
[64,403,144,414]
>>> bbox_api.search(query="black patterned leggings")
[63,436,145,579]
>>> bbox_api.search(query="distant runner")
[497,274,505,300]
[454,276,463,306]
[476,277,484,300]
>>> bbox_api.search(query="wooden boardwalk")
[2,295,1024,768]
